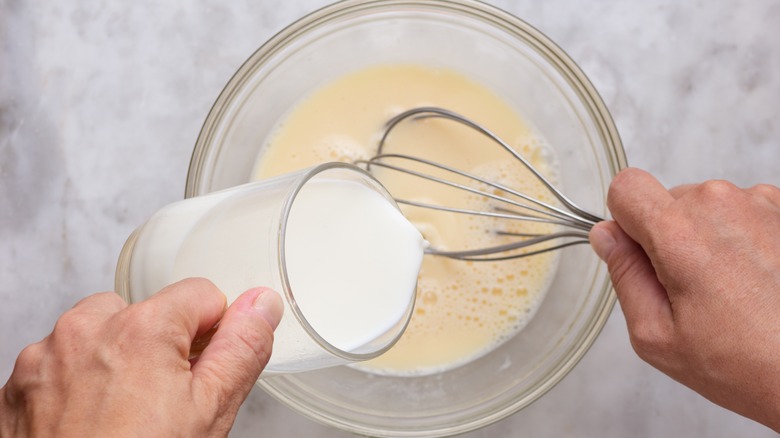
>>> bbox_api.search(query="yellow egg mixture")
[253,64,559,375]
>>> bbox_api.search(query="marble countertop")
[1,0,778,436]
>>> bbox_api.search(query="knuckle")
[627,320,673,363]
[51,309,93,342]
[165,277,226,310]
[72,292,128,317]
[254,326,275,366]
[750,183,774,194]
[121,303,164,335]
[122,302,160,329]
[114,304,160,343]
[95,291,128,309]
[696,179,738,201]
[5,349,40,401]
[748,183,780,202]
[118,303,193,357]
[7,340,50,397]
[15,342,44,372]
[178,277,220,295]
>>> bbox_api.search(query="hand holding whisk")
[355,107,604,261]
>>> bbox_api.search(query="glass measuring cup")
[115,162,420,374]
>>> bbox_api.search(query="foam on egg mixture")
[253,64,559,376]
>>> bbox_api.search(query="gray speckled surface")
[1,1,778,436]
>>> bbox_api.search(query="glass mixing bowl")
[188,0,626,436]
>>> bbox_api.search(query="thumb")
[590,221,674,358]
[191,287,284,417]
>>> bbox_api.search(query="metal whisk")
[355,107,604,262]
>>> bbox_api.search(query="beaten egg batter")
[253,64,559,375]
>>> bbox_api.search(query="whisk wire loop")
[379,107,603,224]
[359,106,604,261]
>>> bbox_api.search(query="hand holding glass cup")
[115,163,424,375]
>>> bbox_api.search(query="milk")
[283,178,424,352]
[127,174,425,367]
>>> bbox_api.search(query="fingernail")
[590,225,617,262]
[252,288,284,331]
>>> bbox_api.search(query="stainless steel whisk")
[355,107,604,262]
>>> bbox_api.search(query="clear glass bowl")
[188,0,626,436]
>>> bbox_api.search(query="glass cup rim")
[277,162,416,362]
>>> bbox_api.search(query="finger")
[589,221,674,359]
[143,278,228,340]
[746,183,780,207]
[607,168,675,251]
[4,341,46,402]
[668,183,699,199]
[49,293,129,347]
[71,292,128,317]
[191,288,283,416]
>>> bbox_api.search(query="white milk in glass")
[282,178,424,353]
[126,172,425,371]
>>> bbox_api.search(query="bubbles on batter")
[311,134,371,164]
